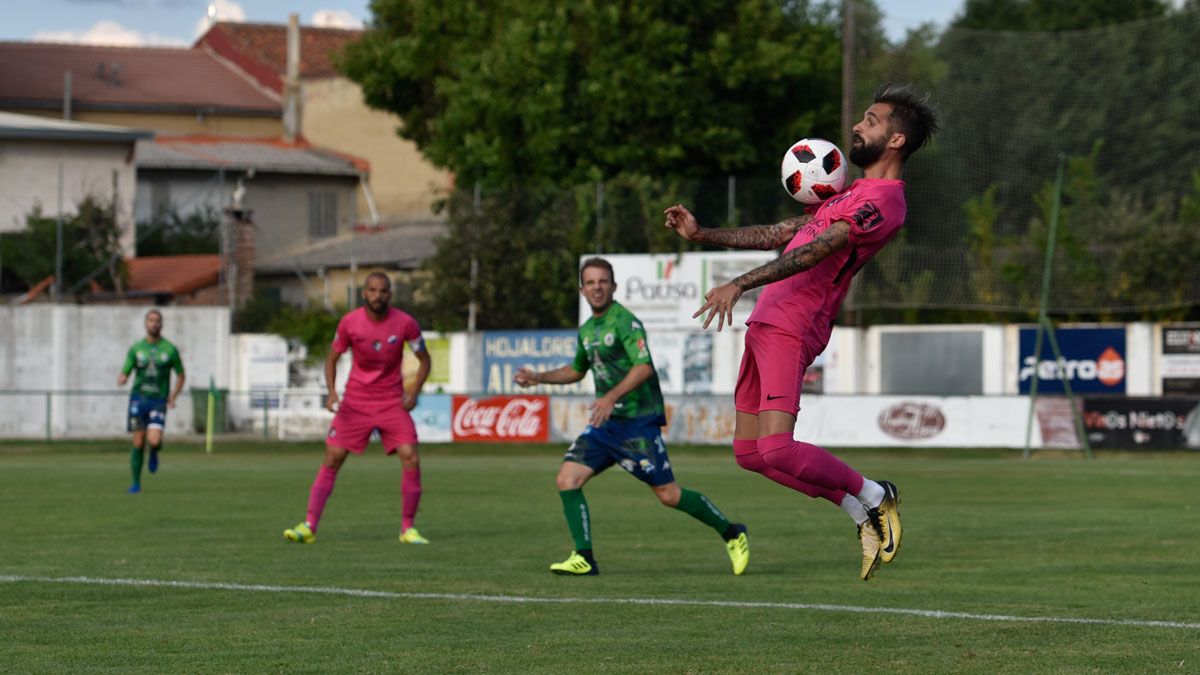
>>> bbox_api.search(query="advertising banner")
[1017,327,1126,394]
[549,395,1043,448]
[548,395,735,445]
[644,330,714,395]
[793,396,1043,448]
[1162,325,1200,396]
[481,331,591,395]
[1082,397,1200,449]
[412,394,452,443]
[452,395,550,443]
[580,252,774,330]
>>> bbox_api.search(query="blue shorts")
[127,394,167,432]
[564,415,675,487]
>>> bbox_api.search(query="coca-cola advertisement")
[452,395,550,443]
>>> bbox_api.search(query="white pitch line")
[2,574,1198,631]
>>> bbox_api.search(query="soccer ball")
[780,138,847,204]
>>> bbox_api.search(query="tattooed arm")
[731,220,850,290]
[663,204,812,250]
[692,220,851,330]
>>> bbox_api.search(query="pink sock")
[758,433,865,496]
[733,439,845,506]
[306,465,338,531]
[401,468,422,531]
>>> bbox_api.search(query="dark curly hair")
[874,82,941,159]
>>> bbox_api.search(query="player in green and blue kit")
[514,257,749,576]
[117,309,185,494]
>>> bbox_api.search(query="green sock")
[675,488,731,535]
[559,489,592,551]
[130,447,144,487]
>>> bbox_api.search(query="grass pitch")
[2,440,1198,672]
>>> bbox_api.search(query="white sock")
[840,494,869,525]
[857,480,885,509]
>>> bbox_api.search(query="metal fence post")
[262,398,269,440]
[45,391,52,441]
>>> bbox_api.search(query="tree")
[952,0,1169,32]
[343,0,841,188]
[341,0,844,328]
[0,196,126,297]
[846,3,1200,321]
[137,206,222,256]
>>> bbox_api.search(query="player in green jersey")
[117,309,185,493]
[514,257,749,576]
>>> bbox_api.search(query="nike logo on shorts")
[766,395,785,401]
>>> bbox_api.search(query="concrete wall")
[0,138,137,254]
[302,77,451,224]
[0,312,1170,439]
[0,305,230,437]
[15,109,282,137]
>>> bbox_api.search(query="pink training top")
[747,178,907,362]
[332,306,424,401]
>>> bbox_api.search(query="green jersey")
[122,338,184,399]
[572,301,665,424]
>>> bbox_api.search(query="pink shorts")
[735,322,810,416]
[326,396,417,453]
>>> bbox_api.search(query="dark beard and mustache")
[848,133,887,168]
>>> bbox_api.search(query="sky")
[0,0,966,47]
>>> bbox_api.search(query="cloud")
[194,0,247,37]
[311,10,364,29]
[32,21,188,47]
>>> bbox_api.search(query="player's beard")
[367,299,387,314]
[849,133,886,168]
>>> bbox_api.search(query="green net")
[850,9,1200,317]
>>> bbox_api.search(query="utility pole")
[841,0,855,152]
[841,0,860,327]
[468,182,481,332]
[54,163,63,302]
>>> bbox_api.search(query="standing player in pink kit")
[664,83,939,580]
[284,272,433,545]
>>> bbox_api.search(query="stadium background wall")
[0,307,1194,447]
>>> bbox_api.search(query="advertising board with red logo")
[1017,327,1126,394]
[451,395,550,443]
[1082,397,1200,449]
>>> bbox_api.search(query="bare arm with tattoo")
[692,220,852,330]
[663,204,812,250]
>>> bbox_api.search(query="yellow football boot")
[725,524,750,576]
[283,521,315,544]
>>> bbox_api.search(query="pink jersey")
[331,307,424,402]
[747,178,906,361]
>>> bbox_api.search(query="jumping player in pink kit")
[284,271,433,545]
[664,82,939,580]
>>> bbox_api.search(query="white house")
[0,111,151,254]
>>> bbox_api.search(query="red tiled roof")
[195,22,363,93]
[0,42,280,114]
[126,255,220,295]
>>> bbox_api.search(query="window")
[881,330,985,395]
[308,191,337,239]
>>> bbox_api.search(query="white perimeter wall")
[0,309,1167,442]
[0,305,230,437]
